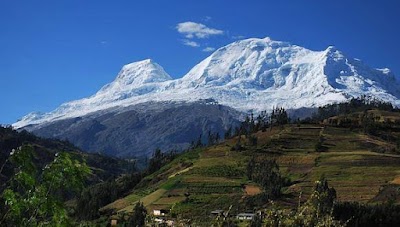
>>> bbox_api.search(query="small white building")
[236,213,255,220]
[153,209,169,216]
[210,209,224,216]
[154,217,165,223]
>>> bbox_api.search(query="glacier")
[13,37,400,129]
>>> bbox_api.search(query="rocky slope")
[23,101,241,157]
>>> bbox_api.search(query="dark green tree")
[247,158,283,200]
[270,107,289,126]
[128,202,147,227]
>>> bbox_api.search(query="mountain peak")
[121,58,153,70]
[91,59,172,103]
[262,36,273,42]
[115,59,172,85]
[238,37,291,49]
[326,45,337,51]
[181,37,306,86]
[324,45,345,61]
[13,37,400,129]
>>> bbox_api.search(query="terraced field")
[102,124,400,224]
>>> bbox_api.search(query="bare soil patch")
[244,185,262,196]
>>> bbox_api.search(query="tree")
[1,145,90,226]
[270,107,289,126]
[147,149,177,174]
[247,158,284,200]
[128,202,147,227]
[311,177,337,214]
[148,148,163,174]
[224,127,232,140]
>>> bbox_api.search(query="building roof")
[237,213,255,216]
[211,209,224,214]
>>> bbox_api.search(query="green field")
[101,123,400,224]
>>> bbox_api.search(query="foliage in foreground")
[0,145,90,226]
[211,178,343,227]
[263,178,341,227]
[334,202,400,227]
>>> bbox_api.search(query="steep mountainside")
[23,101,242,157]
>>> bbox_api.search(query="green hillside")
[0,126,134,185]
[99,110,400,225]
[4,98,400,226]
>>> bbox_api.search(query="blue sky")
[1,0,400,124]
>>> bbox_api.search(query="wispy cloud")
[203,16,212,22]
[202,47,216,52]
[232,35,246,40]
[182,39,200,47]
[176,21,223,39]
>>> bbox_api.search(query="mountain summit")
[94,58,172,102]
[108,59,172,88]
[14,37,400,129]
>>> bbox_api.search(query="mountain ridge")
[23,101,242,157]
[13,37,400,129]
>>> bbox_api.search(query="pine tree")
[128,202,147,227]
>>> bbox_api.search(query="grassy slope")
[102,116,400,223]
[0,127,134,184]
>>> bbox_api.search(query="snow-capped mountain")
[14,37,400,129]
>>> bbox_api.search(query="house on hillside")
[154,217,175,226]
[236,213,255,220]
[153,209,170,216]
[154,217,165,223]
[210,209,224,217]
[110,219,118,226]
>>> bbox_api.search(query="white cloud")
[202,47,216,52]
[182,39,200,47]
[176,21,223,39]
